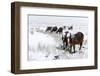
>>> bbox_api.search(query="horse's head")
[63,26,66,29]
[65,31,71,38]
[62,31,69,41]
[62,31,71,48]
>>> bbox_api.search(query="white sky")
[29,15,88,26]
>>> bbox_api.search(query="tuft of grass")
[65,46,70,52]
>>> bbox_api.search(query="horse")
[51,26,58,32]
[45,26,52,32]
[56,26,66,34]
[62,31,69,49]
[68,32,84,53]
[68,26,73,30]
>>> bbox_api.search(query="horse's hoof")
[71,51,76,54]
[69,51,72,54]
[63,48,65,50]
[73,51,76,53]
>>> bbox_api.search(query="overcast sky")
[29,15,88,27]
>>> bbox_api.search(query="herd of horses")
[45,26,84,53]
[46,26,72,33]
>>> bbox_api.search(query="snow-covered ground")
[28,26,88,61]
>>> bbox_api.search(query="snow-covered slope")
[28,26,88,61]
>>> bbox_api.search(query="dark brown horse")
[51,26,58,32]
[68,32,84,53]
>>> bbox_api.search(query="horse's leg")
[73,45,76,53]
[79,42,82,50]
[65,42,68,48]
[70,45,72,53]
[79,42,83,54]
[63,43,65,50]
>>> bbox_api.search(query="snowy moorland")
[28,25,88,61]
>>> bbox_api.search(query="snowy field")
[28,25,88,61]
[28,15,88,61]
